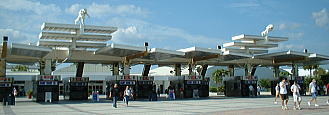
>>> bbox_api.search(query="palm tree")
[212,69,230,84]
[313,67,327,77]
[279,71,291,77]
[11,65,29,72]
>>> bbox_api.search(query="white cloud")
[272,43,305,51]
[65,3,150,18]
[278,23,301,30]
[0,0,61,15]
[0,1,219,49]
[312,8,329,27]
[0,0,63,44]
[110,18,221,47]
[230,0,260,8]
[0,29,35,43]
[287,32,304,39]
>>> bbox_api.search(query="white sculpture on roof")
[261,24,274,42]
[74,9,90,25]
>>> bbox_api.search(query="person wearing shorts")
[274,83,279,104]
[279,78,289,110]
[308,79,319,107]
[291,81,302,110]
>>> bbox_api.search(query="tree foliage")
[212,69,230,84]
[313,67,327,76]
[11,65,28,72]
[279,71,291,77]
[259,79,271,88]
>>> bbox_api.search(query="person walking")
[168,85,175,100]
[180,87,184,99]
[249,85,254,97]
[279,78,289,110]
[257,85,261,96]
[157,87,161,98]
[274,83,280,104]
[123,86,132,106]
[327,83,329,105]
[291,81,302,110]
[110,84,120,108]
[308,79,319,107]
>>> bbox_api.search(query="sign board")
[295,76,304,84]
[185,76,202,80]
[39,81,58,85]
[119,81,136,85]
[71,82,88,86]
[138,76,154,81]
[117,75,137,80]
[37,75,60,81]
[138,81,153,85]
[0,77,13,82]
[0,83,12,87]
[243,76,258,80]
[70,77,89,82]
[186,80,201,84]
[243,80,257,84]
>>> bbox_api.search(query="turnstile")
[199,78,209,97]
[184,76,210,98]
[241,79,257,96]
[33,75,60,102]
[184,76,202,98]
[63,77,89,100]
[168,76,184,98]
[107,75,137,100]
[224,76,258,97]
[0,78,13,103]
[136,76,154,98]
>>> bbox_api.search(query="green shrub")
[218,86,225,92]
[209,87,218,92]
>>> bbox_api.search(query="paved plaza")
[1,95,329,115]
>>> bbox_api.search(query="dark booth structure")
[0,78,14,104]
[224,76,258,97]
[33,75,60,102]
[63,77,89,100]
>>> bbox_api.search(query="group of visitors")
[248,85,261,97]
[109,84,158,108]
[109,84,132,108]
[274,78,329,110]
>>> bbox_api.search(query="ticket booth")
[63,77,89,100]
[224,76,258,97]
[0,78,13,102]
[199,78,209,97]
[168,76,184,98]
[116,75,137,99]
[184,76,202,98]
[241,76,258,96]
[224,76,242,97]
[33,75,60,102]
[136,76,154,98]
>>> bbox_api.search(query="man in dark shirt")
[110,84,119,108]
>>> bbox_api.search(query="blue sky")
[1,0,329,72]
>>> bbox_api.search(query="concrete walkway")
[1,95,328,115]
